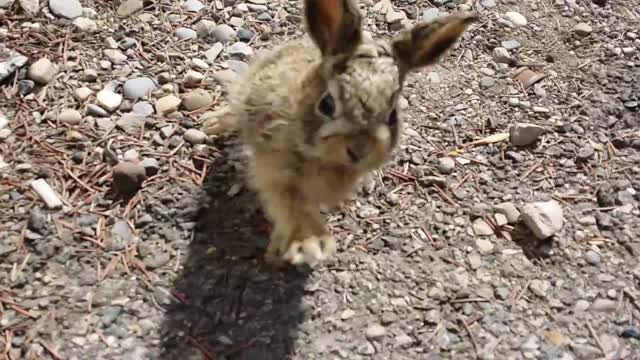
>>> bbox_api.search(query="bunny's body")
[208,0,476,267]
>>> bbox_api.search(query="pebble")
[529,280,549,297]
[480,76,496,89]
[182,89,213,111]
[502,39,521,50]
[0,113,7,129]
[29,179,63,209]
[205,43,224,62]
[155,95,181,116]
[0,50,28,82]
[521,200,564,239]
[176,27,197,40]
[28,58,58,84]
[83,69,99,82]
[184,0,204,12]
[183,129,207,145]
[72,17,97,32]
[577,144,595,160]
[104,49,127,64]
[476,238,494,254]
[493,202,520,223]
[473,218,494,236]
[18,80,34,95]
[140,157,160,176]
[116,114,146,134]
[365,324,386,340]
[123,77,157,99]
[18,0,39,15]
[106,220,135,251]
[437,157,455,174]
[422,8,440,22]
[492,47,512,64]
[509,123,546,146]
[112,162,146,195]
[503,11,527,27]
[191,58,209,70]
[49,0,82,19]
[226,41,254,58]
[117,0,143,17]
[212,24,236,43]
[58,109,83,125]
[88,104,110,118]
[96,90,123,112]
[237,28,254,42]
[590,298,616,312]
[573,23,593,36]
[340,309,355,320]
[195,20,216,38]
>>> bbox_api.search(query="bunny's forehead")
[334,44,402,123]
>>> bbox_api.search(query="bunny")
[203,0,477,267]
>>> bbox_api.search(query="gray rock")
[116,114,146,134]
[72,17,97,32]
[226,41,253,58]
[123,77,157,99]
[195,20,217,38]
[502,39,521,50]
[106,220,135,251]
[493,202,520,223]
[521,200,563,239]
[19,79,34,94]
[584,250,601,265]
[0,0,15,9]
[0,49,28,82]
[184,0,204,12]
[88,104,111,118]
[96,90,123,112]
[509,123,546,146]
[182,89,212,111]
[132,101,155,116]
[503,11,527,27]
[205,43,224,62]
[480,76,496,89]
[104,49,128,64]
[590,298,616,312]
[183,129,207,144]
[18,0,39,15]
[117,0,143,17]
[573,23,593,36]
[58,109,83,126]
[365,324,386,340]
[112,162,147,195]
[437,157,455,174]
[212,24,236,43]
[176,27,197,40]
[49,0,82,19]
[473,219,494,236]
[577,144,595,160]
[492,47,512,64]
[140,157,160,176]
[28,58,58,84]
[422,8,440,22]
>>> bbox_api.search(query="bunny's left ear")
[304,0,363,57]
[392,12,477,70]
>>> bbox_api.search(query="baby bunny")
[207,0,476,267]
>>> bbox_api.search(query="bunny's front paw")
[280,234,337,266]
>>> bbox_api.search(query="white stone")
[503,12,527,27]
[521,201,564,239]
[96,90,123,112]
[28,58,58,84]
[30,179,63,209]
[49,0,82,19]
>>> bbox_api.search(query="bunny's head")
[299,0,476,171]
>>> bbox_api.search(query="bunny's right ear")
[304,0,363,57]
[392,12,477,70]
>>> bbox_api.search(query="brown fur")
[203,1,477,267]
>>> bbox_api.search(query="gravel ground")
[1,0,640,359]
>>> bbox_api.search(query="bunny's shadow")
[160,137,310,359]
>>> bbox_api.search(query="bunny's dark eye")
[317,93,336,118]
[387,109,398,127]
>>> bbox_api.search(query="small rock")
[132,101,154,116]
[191,58,209,70]
[106,220,135,251]
[584,250,601,265]
[237,28,254,42]
[18,0,39,15]
[493,47,512,64]
[58,109,83,125]
[529,280,549,297]
[88,104,110,118]
[156,95,181,116]
[340,309,355,320]
[28,208,48,234]
[573,23,593,36]
[226,41,254,58]
[493,202,520,223]
[83,69,99,82]
[49,0,82,19]
[29,179,63,209]
[509,123,545,146]
[72,17,97,32]
[212,24,236,43]
[437,157,455,174]
[28,58,58,84]
[140,157,160,176]
[182,89,213,111]
[112,162,146,195]
[475,238,494,254]
[590,298,616,312]
[195,20,217,38]
[480,76,496,89]
[521,201,563,239]
[422,8,440,22]
[116,114,146,134]
[577,144,595,160]
[184,0,204,12]
[494,213,508,226]
[117,0,143,17]
[503,11,527,27]
[0,50,29,82]
[103,49,127,64]
[176,27,197,40]
[502,39,521,50]
[184,70,204,86]
[205,43,224,62]
[96,90,123,112]
[123,77,157,99]
[183,129,207,145]
[365,324,386,340]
